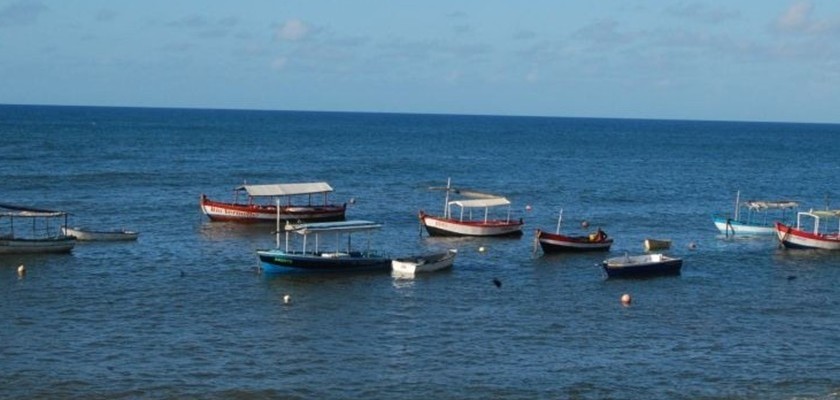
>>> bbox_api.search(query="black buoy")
[493,278,502,288]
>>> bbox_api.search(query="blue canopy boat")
[256,220,391,274]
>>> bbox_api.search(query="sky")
[1,0,840,123]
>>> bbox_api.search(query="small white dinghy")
[61,226,139,242]
[392,249,457,275]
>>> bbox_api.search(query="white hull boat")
[775,210,840,250]
[62,227,139,241]
[392,249,457,274]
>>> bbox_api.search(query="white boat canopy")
[449,197,511,208]
[808,209,840,218]
[0,204,67,218]
[745,201,798,210]
[237,182,333,197]
[285,220,382,234]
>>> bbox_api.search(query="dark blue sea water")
[1,105,839,399]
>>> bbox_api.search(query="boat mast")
[443,177,451,218]
[275,198,281,248]
[734,190,741,221]
[555,209,563,234]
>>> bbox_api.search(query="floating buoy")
[525,205,532,211]
[581,220,590,228]
[283,294,291,304]
[493,278,502,288]
[688,242,697,250]
[349,197,356,205]
[17,264,26,278]
[621,293,632,306]
[478,246,486,253]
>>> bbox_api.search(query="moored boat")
[775,209,840,250]
[392,249,457,275]
[200,182,346,223]
[643,238,671,251]
[0,203,75,255]
[418,178,523,237]
[61,226,139,242]
[535,210,612,253]
[713,191,798,236]
[256,220,391,273]
[602,253,682,278]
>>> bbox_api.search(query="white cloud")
[525,70,539,83]
[772,0,840,35]
[271,57,288,71]
[774,0,813,32]
[276,19,310,41]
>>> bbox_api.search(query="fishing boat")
[534,209,612,253]
[712,191,798,236]
[200,181,346,223]
[391,249,458,275]
[0,203,75,254]
[602,253,683,278]
[256,220,391,273]
[643,238,671,251]
[61,226,139,242]
[418,178,523,237]
[775,209,840,250]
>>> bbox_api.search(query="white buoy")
[621,293,632,306]
[17,264,26,277]
[349,197,356,205]
[283,294,291,304]
[478,246,486,253]
[688,241,697,250]
[581,220,590,228]
[525,205,532,211]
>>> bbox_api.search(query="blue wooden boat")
[712,191,798,237]
[602,253,682,278]
[256,220,391,274]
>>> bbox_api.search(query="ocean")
[1,105,838,399]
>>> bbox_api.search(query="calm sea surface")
[1,105,839,399]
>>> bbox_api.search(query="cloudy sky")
[1,0,839,123]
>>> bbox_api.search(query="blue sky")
[1,0,839,123]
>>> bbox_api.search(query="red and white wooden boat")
[418,178,523,237]
[775,209,840,250]
[200,182,346,223]
[535,210,612,253]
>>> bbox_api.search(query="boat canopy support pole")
[276,199,281,248]
[555,209,563,234]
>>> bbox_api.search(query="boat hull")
[643,238,671,252]
[200,195,346,223]
[713,217,775,236]
[257,250,392,273]
[536,230,612,253]
[775,222,840,250]
[62,227,138,241]
[0,237,76,254]
[391,250,457,274]
[602,254,682,278]
[419,213,523,237]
